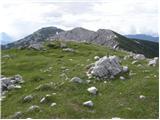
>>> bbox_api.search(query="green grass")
[1,41,159,119]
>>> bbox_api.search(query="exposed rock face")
[50,28,119,49]
[2,27,64,49]
[28,43,44,50]
[87,56,125,80]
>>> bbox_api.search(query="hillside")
[2,27,159,58]
[1,41,159,119]
[125,34,159,42]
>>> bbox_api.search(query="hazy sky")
[0,0,158,40]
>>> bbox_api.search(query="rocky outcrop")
[1,75,24,93]
[86,56,128,80]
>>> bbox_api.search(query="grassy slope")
[1,41,159,119]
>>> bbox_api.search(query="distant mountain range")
[2,27,159,58]
[125,34,159,42]
[0,32,14,45]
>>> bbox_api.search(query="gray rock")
[83,100,94,107]
[23,95,33,102]
[14,74,23,83]
[122,66,129,72]
[27,105,40,112]
[70,77,83,83]
[87,56,123,79]
[11,111,22,119]
[133,54,145,60]
[28,43,43,50]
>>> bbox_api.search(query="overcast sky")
[0,0,158,40]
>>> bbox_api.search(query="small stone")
[120,76,125,80]
[11,111,22,119]
[70,77,83,83]
[139,95,146,99]
[40,97,46,103]
[52,93,56,95]
[122,66,129,72]
[23,95,33,102]
[83,100,93,107]
[94,56,100,60]
[87,86,98,95]
[104,81,107,84]
[50,102,57,107]
[27,105,40,112]
[62,48,75,52]
[7,85,16,90]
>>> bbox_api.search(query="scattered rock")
[23,95,33,102]
[50,102,57,107]
[28,43,43,50]
[62,48,75,52]
[70,77,83,83]
[94,56,100,60]
[87,56,125,80]
[83,100,93,107]
[11,111,22,119]
[133,54,145,60]
[120,76,125,80]
[148,57,158,67]
[139,95,146,99]
[40,97,46,103]
[122,66,129,72]
[87,86,98,95]
[27,105,40,112]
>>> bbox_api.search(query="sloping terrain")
[2,27,159,58]
[1,41,159,119]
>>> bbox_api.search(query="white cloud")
[0,0,158,41]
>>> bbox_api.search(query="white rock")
[120,76,125,80]
[122,66,129,72]
[40,97,46,103]
[94,56,100,60]
[50,103,57,107]
[148,58,158,67]
[52,93,57,95]
[87,56,122,79]
[62,48,75,52]
[139,95,146,99]
[83,100,94,107]
[87,86,98,95]
[27,105,40,112]
[70,77,83,83]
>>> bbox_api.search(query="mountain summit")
[2,27,159,58]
